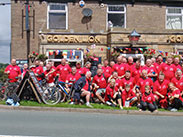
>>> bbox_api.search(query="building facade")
[11,0,183,65]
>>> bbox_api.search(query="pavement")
[0,109,183,137]
[0,104,183,117]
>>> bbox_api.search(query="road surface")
[0,109,182,137]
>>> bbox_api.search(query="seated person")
[168,83,183,111]
[104,79,123,109]
[138,85,158,112]
[122,84,137,108]
[43,64,56,87]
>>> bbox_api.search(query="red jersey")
[66,73,81,84]
[82,78,90,91]
[114,79,121,92]
[82,67,90,75]
[122,89,136,106]
[34,66,44,81]
[112,63,126,76]
[131,66,142,84]
[76,67,84,75]
[92,74,107,89]
[154,62,164,74]
[161,64,176,81]
[142,65,157,76]
[120,77,135,89]
[44,70,56,83]
[105,85,115,102]
[126,63,135,72]
[168,89,183,102]
[102,66,112,79]
[153,80,169,96]
[171,77,183,92]
[172,64,182,71]
[142,92,155,104]
[22,69,28,78]
[56,64,71,82]
[136,77,153,94]
[5,65,21,82]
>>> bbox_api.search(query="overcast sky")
[0,0,10,63]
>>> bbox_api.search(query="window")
[107,5,126,28]
[166,7,183,29]
[48,3,68,29]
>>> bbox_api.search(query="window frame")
[166,7,183,30]
[47,3,68,30]
[107,5,126,29]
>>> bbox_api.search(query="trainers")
[69,102,74,105]
[120,106,123,110]
[170,108,178,112]
[86,103,93,108]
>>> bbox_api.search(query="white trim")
[106,4,126,29]
[47,3,68,30]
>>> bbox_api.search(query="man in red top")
[56,58,71,82]
[82,61,91,75]
[76,61,84,75]
[105,79,123,109]
[171,69,183,93]
[108,71,121,92]
[153,73,169,108]
[112,56,126,78]
[44,64,56,86]
[126,56,135,72]
[5,59,21,83]
[102,59,112,79]
[22,63,28,79]
[122,84,137,107]
[34,61,44,81]
[48,60,56,71]
[131,59,142,84]
[172,57,181,71]
[92,68,107,104]
[161,57,176,81]
[153,55,164,75]
[120,71,136,92]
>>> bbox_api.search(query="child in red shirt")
[138,85,158,112]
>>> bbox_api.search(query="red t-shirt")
[102,66,112,79]
[171,77,183,92]
[154,62,164,74]
[161,64,176,81]
[66,73,81,84]
[5,65,21,82]
[142,65,157,76]
[56,64,71,82]
[136,77,153,94]
[112,63,126,76]
[142,92,155,104]
[105,85,114,102]
[114,79,121,92]
[44,70,56,83]
[76,67,84,75]
[153,79,169,96]
[126,63,135,72]
[122,89,136,106]
[131,66,142,84]
[120,77,135,89]
[82,67,90,75]
[92,74,107,89]
[82,79,89,91]
[172,64,182,71]
[34,66,44,81]
[22,69,28,78]
[168,89,183,102]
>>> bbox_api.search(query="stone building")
[11,0,183,66]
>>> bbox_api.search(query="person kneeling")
[105,79,123,109]
[138,85,158,112]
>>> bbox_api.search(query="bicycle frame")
[57,81,73,97]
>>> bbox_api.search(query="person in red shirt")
[135,69,154,105]
[44,64,56,86]
[171,69,183,93]
[34,61,44,81]
[168,83,183,111]
[153,55,165,75]
[108,71,121,92]
[48,60,56,71]
[92,68,107,104]
[76,61,84,75]
[172,57,181,71]
[30,60,39,72]
[22,63,29,79]
[112,56,126,78]
[126,56,135,73]
[120,70,136,92]
[82,61,91,75]
[105,79,123,109]
[131,59,142,84]
[153,73,169,108]
[5,59,21,83]
[110,61,115,69]
[138,85,158,112]
[56,58,71,82]
[102,59,112,79]
[122,84,137,107]
[161,57,176,82]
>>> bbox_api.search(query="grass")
[0,100,183,112]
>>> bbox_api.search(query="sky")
[0,0,10,64]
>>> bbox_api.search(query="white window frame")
[166,7,183,29]
[107,5,126,29]
[47,3,68,30]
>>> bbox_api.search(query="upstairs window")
[166,7,183,29]
[107,5,126,28]
[48,3,68,29]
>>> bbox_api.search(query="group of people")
[4,54,183,112]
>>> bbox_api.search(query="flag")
[139,48,143,53]
[159,51,164,56]
[165,52,168,56]
[86,48,90,53]
[91,44,96,49]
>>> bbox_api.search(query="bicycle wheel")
[42,86,61,105]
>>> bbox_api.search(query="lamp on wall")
[128,29,141,46]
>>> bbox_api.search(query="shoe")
[120,106,123,110]
[69,102,74,105]
[86,103,93,108]
[170,108,178,112]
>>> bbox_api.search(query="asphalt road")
[0,109,182,137]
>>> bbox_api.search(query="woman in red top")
[105,79,123,109]
[168,83,183,111]
[138,85,158,112]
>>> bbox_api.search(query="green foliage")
[37,54,48,62]
[0,68,8,82]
